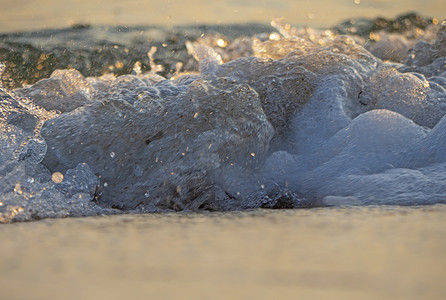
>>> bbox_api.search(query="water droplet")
[217,39,227,47]
[14,183,23,194]
[104,182,108,187]
[144,192,150,198]
[134,165,143,177]
[269,32,280,41]
[51,172,64,183]
[110,152,115,158]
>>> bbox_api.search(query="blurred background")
[0,0,445,33]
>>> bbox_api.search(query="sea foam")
[1,18,445,222]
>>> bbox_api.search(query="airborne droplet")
[51,172,64,183]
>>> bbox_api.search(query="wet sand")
[1,205,445,299]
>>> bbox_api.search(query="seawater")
[1,13,446,222]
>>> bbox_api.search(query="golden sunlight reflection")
[51,172,64,184]
[217,39,227,47]
[269,32,281,41]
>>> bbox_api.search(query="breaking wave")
[1,15,446,222]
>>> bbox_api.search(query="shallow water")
[1,205,445,299]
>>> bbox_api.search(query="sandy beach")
[1,205,445,299]
[0,0,445,33]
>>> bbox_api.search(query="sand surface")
[1,205,445,300]
[0,0,445,33]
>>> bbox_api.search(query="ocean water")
[1,1,446,222]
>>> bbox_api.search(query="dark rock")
[55,163,99,198]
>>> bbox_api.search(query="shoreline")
[1,204,445,299]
